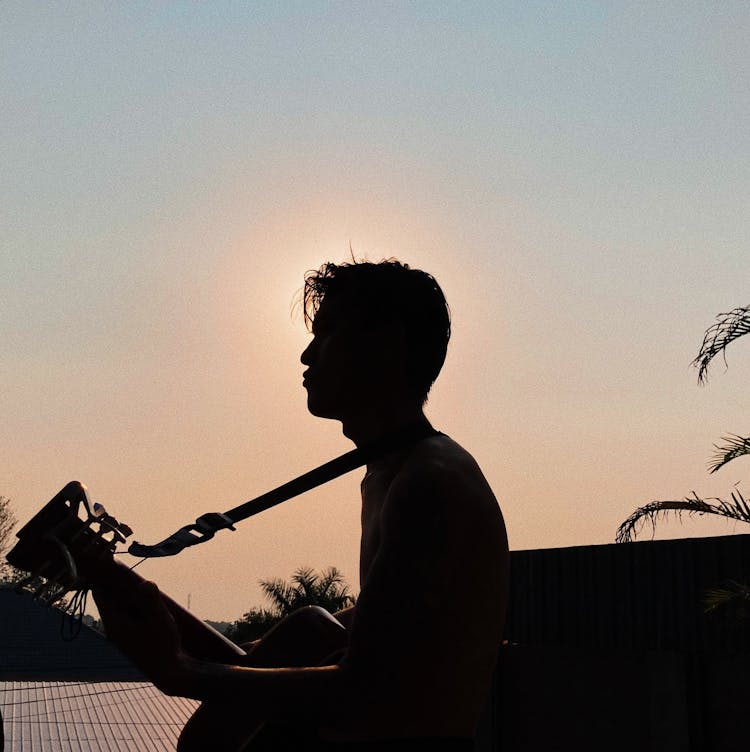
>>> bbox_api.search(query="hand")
[93,579,189,696]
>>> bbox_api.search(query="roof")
[0,587,144,681]
[0,680,198,751]
[0,587,199,749]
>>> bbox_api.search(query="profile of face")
[300,295,406,421]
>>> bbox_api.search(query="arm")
[94,578,358,725]
[93,560,244,662]
[96,455,506,735]
[332,604,356,630]
[93,482,432,729]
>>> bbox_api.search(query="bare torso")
[92,431,509,748]
[322,432,509,741]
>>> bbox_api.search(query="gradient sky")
[2,2,749,620]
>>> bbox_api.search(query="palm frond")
[703,580,750,617]
[291,567,316,602]
[259,577,295,614]
[708,434,750,474]
[692,305,750,384]
[258,566,355,615]
[615,490,750,543]
[319,566,345,596]
[291,566,315,587]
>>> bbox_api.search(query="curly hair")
[303,259,451,405]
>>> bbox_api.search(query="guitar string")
[55,554,145,641]
[127,555,147,571]
[60,588,87,641]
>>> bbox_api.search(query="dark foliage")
[225,566,355,644]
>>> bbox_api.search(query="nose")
[300,338,316,365]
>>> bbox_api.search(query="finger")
[122,581,161,621]
[91,586,118,621]
[138,580,161,600]
[93,583,151,626]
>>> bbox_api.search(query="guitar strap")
[128,425,441,559]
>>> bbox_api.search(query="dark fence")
[475,534,750,752]
[503,533,750,653]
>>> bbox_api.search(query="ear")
[368,322,409,387]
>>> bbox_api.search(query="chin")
[305,393,344,421]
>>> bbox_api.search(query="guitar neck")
[99,559,245,662]
[6,481,245,664]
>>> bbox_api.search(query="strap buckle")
[128,512,236,558]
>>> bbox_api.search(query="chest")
[358,472,392,586]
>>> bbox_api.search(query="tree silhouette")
[226,566,355,644]
[260,566,355,615]
[617,304,750,614]
[0,496,19,582]
[0,496,16,555]
[617,304,750,544]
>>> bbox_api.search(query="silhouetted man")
[96,260,509,751]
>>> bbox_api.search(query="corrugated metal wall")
[503,533,750,652]
[479,534,750,751]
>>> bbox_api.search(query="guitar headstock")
[6,481,133,602]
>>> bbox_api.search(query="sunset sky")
[2,3,749,621]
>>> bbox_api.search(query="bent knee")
[290,605,345,630]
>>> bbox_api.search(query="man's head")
[300,260,451,418]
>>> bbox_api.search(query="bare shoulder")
[374,432,509,618]
[384,433,504,528]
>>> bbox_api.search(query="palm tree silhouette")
[226,566,355,643]
[260,566,355,616]
[616,304,750,614]
[617,304,750,544]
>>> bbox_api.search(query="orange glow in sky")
[3,4,749,620]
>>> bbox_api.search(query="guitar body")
[7,481,347,751]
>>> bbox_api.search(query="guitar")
[6,481,348,751]
[7,481,245,661]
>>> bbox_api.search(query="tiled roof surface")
[0,680,198,751]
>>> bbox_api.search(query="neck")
[340,405,432,451]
